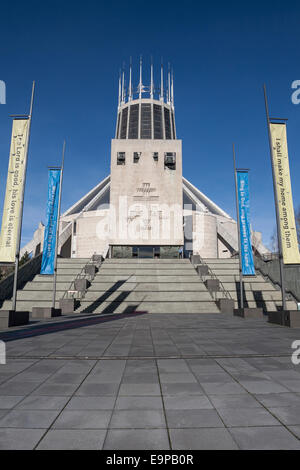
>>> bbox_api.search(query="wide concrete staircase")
[202,258,298,312]
[1,258,221,314]
[78,258,220,314]
[5,257,294,315]
[1,258,90,312]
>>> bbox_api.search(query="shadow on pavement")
[0,309,148,343]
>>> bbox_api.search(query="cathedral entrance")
[111,245,182,259]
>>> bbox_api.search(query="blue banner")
[40,169,61,275]
[237,171,255,276]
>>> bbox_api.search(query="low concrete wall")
[0,254,42,306]
[254,255,300,302]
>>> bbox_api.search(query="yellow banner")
[270,122,300,264]
[0,119,29,263]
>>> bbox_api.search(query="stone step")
[100,264,195,271]
[104,259,190,264]
[211,275,267,283]
[55,268,89,275]
[34,274,78,282]
[10,291,63,301]
[79,301,220,314]
[95,269,195,276]
[2,300,55,310]
[57,258,90,264]
[83,290,214,302]
[214,290,288,301]
[23,282,71,291]
[203,258,239,264]
[56,264,89,271]
[205,269,241,276]
[90,275,203,283]
[88,282,209,292]
[215,282,277,291]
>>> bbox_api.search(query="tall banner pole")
[11,81,35,312]
[263,84,287,311]
[52,141,65,309]
[233,143,244,309]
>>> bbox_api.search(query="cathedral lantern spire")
[115,57,176,140]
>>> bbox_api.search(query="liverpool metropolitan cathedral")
[22,61,268,260]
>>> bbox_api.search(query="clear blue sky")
[0,0,299,249]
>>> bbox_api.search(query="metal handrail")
[61,254,102,301]
[254,258,299,303]
[193,255,233,301]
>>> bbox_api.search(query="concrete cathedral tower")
[110,58,183,257]
[21,58,269,260]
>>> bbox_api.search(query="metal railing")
[254,254,300,303]
[61,254,103,301]
[192,255,233,301]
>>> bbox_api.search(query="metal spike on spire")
[118,69,121,108]
[121,64,125,104]
[129,57,132,101]
[160,58,164,102]
[139,55,143,99]
[150,56,154,99]
[168,62,171,104]
[171,68,174,108]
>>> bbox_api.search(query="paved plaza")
[0,312,300,450]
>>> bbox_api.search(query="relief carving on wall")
[133,182,159,201]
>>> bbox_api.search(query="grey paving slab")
[122,373,159,384]
[163,396,213,410]
[66,396,115,410]
[110,410,166,428]
[159,373,198,384]
[0,410,59,428]
[75,382,120,396]
[118,383,161,396]
[200,381,247,395]
[166,409,224,428]
[104,429,170,450]
[52,410,112,429]
[239,380,290,394]
[229,426,300,450]
[31,383,79,396]
[268,406,300,425]
[36,429,107,450]
[0,396,24,408]
[169,428,238,450]
[0,381,42,396]
[16,396,69,410]
[254,393,300,408]
[209,394,262,409]
[288,426,300,439]
[0,428,47,450]
[283,381,300,392]
[0,410,9,419]
[161,383,204,396]
[217,407,280,427]
[115,396,163,410]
